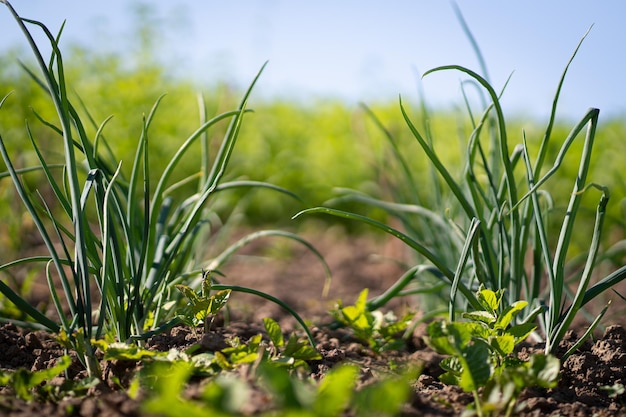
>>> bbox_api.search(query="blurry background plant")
[141,359,417,417]
[330,288,415,353]
[0,1,326,377]
[0,21,625,237]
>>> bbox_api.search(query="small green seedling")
[263,317,321,368]
[176,270,231,333]
[215,318,321,372]
[0,355,72,401]
[427,287,559,417]
[331,288,414,353]
[214,334,263,371]
[95,338,220,379]
[93,339,166,361]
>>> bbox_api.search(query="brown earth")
[1,226,626,416]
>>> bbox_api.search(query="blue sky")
[0,1,625,120]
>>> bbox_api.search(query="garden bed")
[1,4,625,415]
[1,230,625,417]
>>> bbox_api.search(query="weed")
[215,318,321,372]
[175,270,231,333]
[263,317,322,368]
[331,288,414,353]
[0,355,99,401]
[427,287,559,417]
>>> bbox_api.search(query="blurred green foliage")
[0,42,624,246]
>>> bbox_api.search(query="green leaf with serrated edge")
[507,322,536,343]
[264,317,284,347]
[490,334,515,356]
[494,300,528,330]
[214,351,232,370]
[192,299,211,320]
[440,356,463,375]
[462,321,490,339]
[426,321,472,354]
[208,289,231,315]
[463,310,496,325]
[291,345,322,361]
[477,288,502,313]
[341,305,370,330]
[459,343,491,392]
[355,288,368,312]
[175,284,201,306]
[101,342,162,361]
[283,333,305,356]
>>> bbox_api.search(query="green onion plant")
[0,1,327,377]
[295,21,626,357]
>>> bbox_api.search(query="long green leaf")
[294,206,481,310]
[449,218,481,321]
[205,229,332,294]
[0,279,59,331]
[548,109,599,333]
[99,162,126,339]
[548,187,609,353]
[211,283,316,348]
[425,64,522,300]
[367,264,445,311]
[145,67,268,300]
[0,133,76,319]
[399,98,475,218]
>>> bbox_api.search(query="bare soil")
[1,227,626,416]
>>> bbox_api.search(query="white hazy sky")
[0,1,625,120]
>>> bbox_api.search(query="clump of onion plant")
[0,1,327,376]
